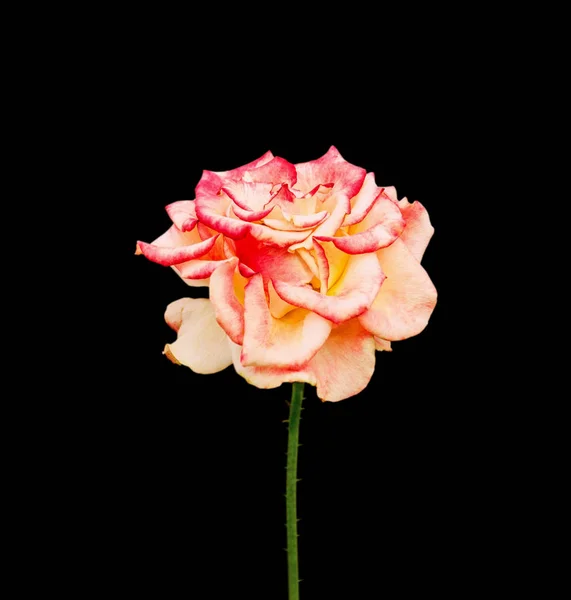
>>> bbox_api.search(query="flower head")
[137,147,436,401]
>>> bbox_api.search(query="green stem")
[286,382,304,600]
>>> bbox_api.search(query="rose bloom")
[137,147,436,401]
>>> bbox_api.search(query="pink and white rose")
[137,147,437,401]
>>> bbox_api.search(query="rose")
[137,147,436,401]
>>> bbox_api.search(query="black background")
[102,87,506,598]
[11,9,559,594]
[17,12,560,596]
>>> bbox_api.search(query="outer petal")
[195,168,223,196]
[165,297,193,331]
[209,258,244,345]
[305,319,376,402]
[244,157,297,187]
[294,146,366,199]
[195,171,252,239]
[195,189,251,239]
[230,319,375,402]
[241,274,332,369]
[373,337,392,351]
[397,198,434,262]
[359,238,437,341]
[383,186,398,202]
[135,235,218,266]
[176,257,235,280]
[137,225,214,287]
[149,223,199,249]
[273,252,385,323]
[165,201,198,232]
[163,298,233,374]
[230,340,317,392]
[174,258,233,279]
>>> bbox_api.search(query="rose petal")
[288,193,352,252]
[244,156,297,187]
[229,340,317,392]
[231,203,275,222]
[195,190,251,239]
[296,248,320,279]
[383,186,398,202]
[305,183,334,198]
[240,274,332,369]
[196,221,215,241]
[165,201,198,232]
[209,258,244,345]
[136,225,214,287]
[273,252,384,323]
[342,172,381,227]
[149,223,199,249]
[136,234,219,267]
[397,198,434,262]
[176,257,235,280]
[163,298,233,374]
[295,146,366,199]
[238,262,256,278]
[197,182,306,246]
[289,191,317,217]
[373,337,392,351]
[164,297,193,332]
[359,238,437,341]
[305,319,376,401]
[247,222,313,248]
[284,210,329,228]
[262,208,328,231]
[312,240,329,294]
[316,193,405,254]
[267,280,297,318]
[223,238,237,258]
[234,234,313,288]
[269,183,296,208]
[230,318,375,402]
[319,237,350,290]
[222,181,274,212]
[195,169,223,196]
